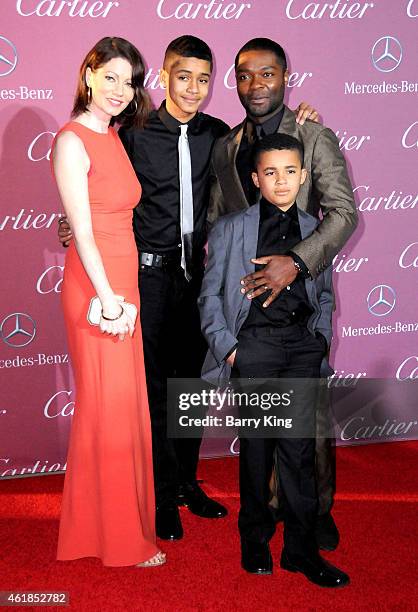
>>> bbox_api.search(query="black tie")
[255,125,266,141]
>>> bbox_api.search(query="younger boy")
[198,133,349,587]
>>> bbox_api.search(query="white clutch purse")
[87,296,138,326]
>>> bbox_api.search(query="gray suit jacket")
[208,105,358,278]
[198,204,334,388]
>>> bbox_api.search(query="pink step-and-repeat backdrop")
[0,0,417,477]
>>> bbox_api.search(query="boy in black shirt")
[199,134,349,587]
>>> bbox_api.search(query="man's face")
[235,50,288,119]
[160,54,211,121]
[252,149,307,211]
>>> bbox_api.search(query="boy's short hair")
[252,133,304,169]
[164,35,213,71]
[235,38,287,71]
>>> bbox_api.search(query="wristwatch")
[293,259,303,275]
[289,252,311,279]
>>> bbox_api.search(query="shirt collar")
[245,104,285,140]
[157,101,201,135]
[260,197,298,219]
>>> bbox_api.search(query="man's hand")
[240,255,298,308]
[294,102,319,125]
[58,217,73,247]
[226,349,236,367]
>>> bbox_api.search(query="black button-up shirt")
[119,102,229,257]
[242,198,313,329]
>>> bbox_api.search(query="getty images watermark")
[178,386,293,430]
[167,378,322,439]
[168,377,418,441]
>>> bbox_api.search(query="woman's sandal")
[136,551,166,568]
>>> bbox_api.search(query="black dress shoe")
[315,512,340,551]
[177,483,227,518]
[156,504,183,540]
[280,549,349,588]
[241,540,273,575]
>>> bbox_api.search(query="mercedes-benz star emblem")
[367,285,396,317]
[371,36,402,73]
[0,36,18,77]
[0,313,36,347]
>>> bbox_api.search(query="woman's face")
[86,57,135,119]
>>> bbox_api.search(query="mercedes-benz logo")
[367,285,396,317]
[0,36,18,77]
[0,313,36,347]
[371,36,402,73]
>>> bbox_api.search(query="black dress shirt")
[119,102,229,257]
[235,106,285,206]
[241,199,313,329]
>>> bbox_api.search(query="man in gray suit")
[208,38,358,550]
[199,134,349,586]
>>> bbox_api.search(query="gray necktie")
[178,123,193,281]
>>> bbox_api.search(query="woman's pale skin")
[53,57,136,341]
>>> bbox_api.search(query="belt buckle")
[143,252,154,266]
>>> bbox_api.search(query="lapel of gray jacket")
[226,125,249,210]
[298,208,318,302]
[278,105,298,137]
[243,203,260,275]
[235,204,260,331]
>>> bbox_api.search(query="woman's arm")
[53,130,134,340]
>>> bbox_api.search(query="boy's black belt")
[140,251,181,269]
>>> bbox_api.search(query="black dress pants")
[270,384,336,518]
[138,259,207,506]
[232,324,325,556]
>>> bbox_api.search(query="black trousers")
[270,383,336,518]
[232,324,325,557]
[138,260,207,507]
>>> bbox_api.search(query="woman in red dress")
[52,37,165,567]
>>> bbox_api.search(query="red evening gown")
[54,121,158,566]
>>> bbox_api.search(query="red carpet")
[1,442,417,611]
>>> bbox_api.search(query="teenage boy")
[58,35,317,541]
[209,38,358,550]
[199,133,349,587]
[118,36,229,539]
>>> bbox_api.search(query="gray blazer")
[198,204,334,388]
[208,106,358,278]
